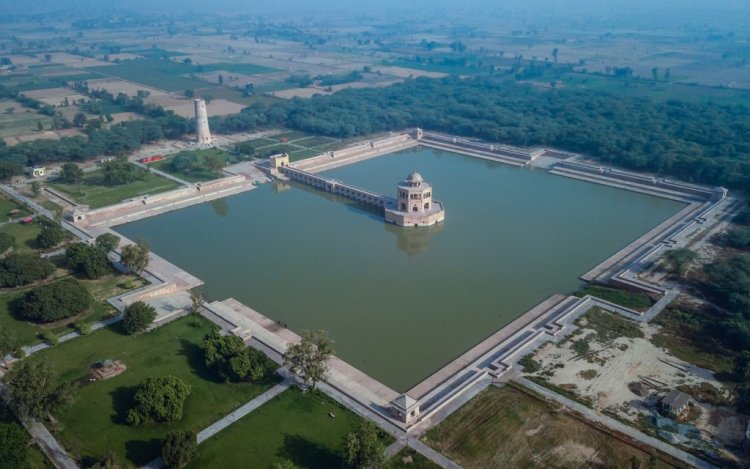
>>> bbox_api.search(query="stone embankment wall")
[292,134,416,173]
[80,175,249,227]
[281,166,392,209]
[418,131,544,167]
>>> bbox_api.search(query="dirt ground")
[20,87,89,106]
[86,78,170,98]
[145,96,244,117]
[529,316,747,462]
[424,384,679,468]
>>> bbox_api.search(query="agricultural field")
[423,384,675,468]
[48,170,180,209]
[30,316,279,466]
[86,59,209,93]
[189,387,384,468]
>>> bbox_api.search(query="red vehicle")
[139,155,164,164]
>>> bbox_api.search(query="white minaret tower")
[194,98,212,146]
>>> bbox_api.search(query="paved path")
[27,419,79,469]
[197,380,293,444]
[385,440,407,459]
[516,378,717,469]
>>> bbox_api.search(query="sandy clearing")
[20,87,88,106]
[153,98,244,118]
[108,112,141,124]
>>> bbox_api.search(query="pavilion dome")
[407,172,423,183]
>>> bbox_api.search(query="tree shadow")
[278,434,342,469]
[109,384,138,425]
[125,437,162,466]
[179,338,222,383]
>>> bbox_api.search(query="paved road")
[516,378,717,469]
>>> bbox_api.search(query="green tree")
[161,430,198,469]
[0,253,55,287]
[126,376,191,425]
[0,161,22,181]
[283,329,334,389]
[735,350,750,382]
[190,288,203,314]
[0,422,30,468]
[662,248,698,277]
[66,243,111,279]
[121,240,150,274]
[184,89,194,98]
[18,278,92,323]
[343,421,386,469]
[59,162,84,184]
[122,301,157,335]
[30,181,41,197]
[0,329,21,366]
[35,224,66,249]
[95,233,120,253]
[89,451,123,469]
[202,331,271,382]
[72,112,87,127]
[271,460,300,469]
[37,120,43,131]
[4,359,76,418]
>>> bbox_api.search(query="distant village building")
[28,166,46,178]
[661,390,693,417]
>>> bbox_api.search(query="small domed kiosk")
[385,172,445,227]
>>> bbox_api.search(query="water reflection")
[210,199,229,217]
[385,221,444,257]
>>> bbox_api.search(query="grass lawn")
[48,170,180,209]
[0,220,44,254]
[385,448,439,468]
[0,270,144,346]
[576,284,654,311]
[149,148,239,183]
[189,387,385,469]
[423,384,676,468]
[0,193,31,219]
[31,316,278,466]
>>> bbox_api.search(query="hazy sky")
[3,0,750,31]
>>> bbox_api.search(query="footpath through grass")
[423,384,675,468]
[189,387,376,469]
[31,315,278,466]
[48,170,180,209]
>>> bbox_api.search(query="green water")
[116,148,684,391]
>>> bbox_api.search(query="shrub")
[0,253,54,287]
[161,430,198,469]
[95,233,120,253]
[518,354,541,373]
[126,376,190,425]
[122,301,157,335]
[74,320,92,335]
[40,330,59,346]
[18,278,92,323]
[36,224,66,249]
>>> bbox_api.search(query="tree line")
[210,76,750,191]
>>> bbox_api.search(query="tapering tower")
[194,99,213,146]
